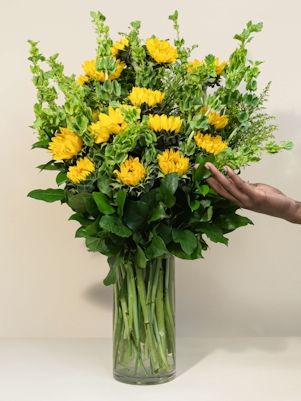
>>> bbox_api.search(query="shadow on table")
[176,336,295,377]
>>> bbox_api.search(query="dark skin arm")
[204,162,301,224]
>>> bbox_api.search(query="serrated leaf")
[27,188,65,203]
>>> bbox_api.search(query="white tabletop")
[0,337,301,401]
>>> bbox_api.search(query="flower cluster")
[28,11,292,281]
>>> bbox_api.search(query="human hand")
[204,162,301,224]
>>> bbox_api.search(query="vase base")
[113,369,176,385]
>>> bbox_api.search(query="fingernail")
[223,166,228,173]
[204,163,210,170]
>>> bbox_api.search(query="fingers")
[204,162,251,204]
[206,176,244,207]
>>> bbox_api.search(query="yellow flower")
[128,87,165,107]
[158,149,189,176]
[187,58,227,75]
[76,75,89,85]
[201,108,229,129]
[91,110,99,121]
[88,106,127,144]
[146,38,178,63]
[215,58,227,75]
[82,59,125,82]
[110,38,129,57]
[187,59,204,73]
[67,157,95,183]
[114,156,146,186]
[194,132,228,155]
[48,127,83,161]
[148,114,182,133]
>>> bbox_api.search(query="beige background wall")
[1,0,301,338]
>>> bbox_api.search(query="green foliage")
[27,12,292,284]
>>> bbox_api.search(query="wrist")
[286,200,301,224]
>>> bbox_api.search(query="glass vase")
[113,254,176,385]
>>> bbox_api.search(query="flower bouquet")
[27,11,292,384]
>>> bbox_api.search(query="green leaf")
[214,213,253,233]
[194,154,215,184]
[156,173,178,208]
[67,193,92,213]
[148,202,169,223]
[37,162,64,171]
[123,200,154,231]
[133,245,148,268]
[200,206,213,222]
[69,213,93,227]
[116,190,126,217]
[92,192,115,215]
[145,235,168,259]
[99,215,132,237]
[27,188,65,203]
[198,223,228,245]
[83,197,100,218]
[156,223,172,244]
[171,228,197,254]
[103,265,117,286]
[104,249,124,286]
[85,217,102,237]
[56,171,67,186]
[75,227,86,238]
[167,240,203,260]
[238,111,249,123]
[31,140,50,149]
[140,188,159,208]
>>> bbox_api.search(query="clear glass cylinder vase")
[113,254,176,385]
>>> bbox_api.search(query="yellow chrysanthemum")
[187,58,227,75]
[67,157,95,183]
[128,87,165,107]
[186,59,204,73]
[110,38,129,57]
[114,156,146,186]
[88,106,127,144]
[194,132,228,155]
[82,59,125,82]
[215,58,227,75]
[158,149,189,176]
[48,127,83,161]
[201,108,229,129]
[76,75,89,85]
[148,114,182,133]
[91,110,99,121]
[146,38,178,63]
